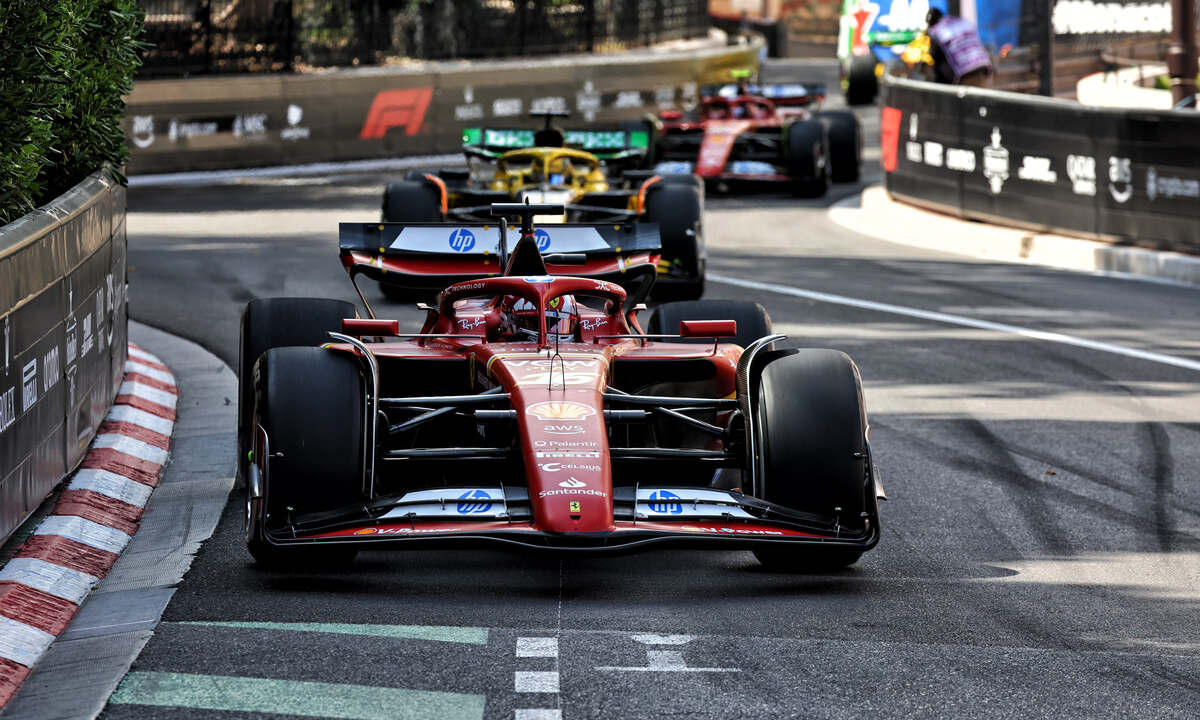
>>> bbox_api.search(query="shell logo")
[354,528,379,535]
[525,401,595,421]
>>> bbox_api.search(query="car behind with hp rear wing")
[382,112,705,299]
[237,203,885,572]
[653,81,862,197]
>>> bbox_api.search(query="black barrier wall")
[882,77,1200,253]
[0,172,128,544]
[122,39,762,174]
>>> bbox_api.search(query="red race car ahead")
[653,82,862,197]
[237,204,884,571]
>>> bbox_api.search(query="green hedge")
[0,0,144,226]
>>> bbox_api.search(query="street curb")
[830,186,1200,290]
[0,344,177,707]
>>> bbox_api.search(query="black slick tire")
[643,182,705,300]
[785,120,829,198]
[815,110,862,183]
[248,346,364,568]
[751,349,868,571]
[646,300,772,350]
[238,297,358,487]
[381,180,444,300]
[845,54,879,106]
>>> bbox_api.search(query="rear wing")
[340,222,659,257]
[339,221,662,302]
[704,83,827,107]
[461,127,651,159]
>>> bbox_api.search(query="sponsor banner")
[882,77,1200,253]
[0,172,128,545]
[123,42,763,174]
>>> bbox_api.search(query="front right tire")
[248,346,365,568]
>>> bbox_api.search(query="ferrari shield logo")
[569,501,581,512]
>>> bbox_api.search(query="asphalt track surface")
[106,61,1199,718]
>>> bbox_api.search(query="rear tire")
[382,179,443,223]
[381,180,444,300]
[844,54,879,106]
[752,349,869,571]
[238,298,358,486]
[647,300,772,350]
[249,347,364,568]
[815,110,862,183]
[786,120,829,198]
[643,182,705,300]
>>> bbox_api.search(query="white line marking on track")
[127,154,462,188]
[68,468,154,507]
[516,637,559,658]
[631,634,694,645]
[710,273,1200,374]
[118,381,178,408]
[124,360,175,385]
[515,711,563,720]
[0,558,99,605]
[514,671,560,693]
[34,515,132,554]
[93,434,169,465]
[105,404,175,435]
[0,616,57,667]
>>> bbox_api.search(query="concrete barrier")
[123,39,764,174]
[882,75,1200,253]
[0,172,128,544]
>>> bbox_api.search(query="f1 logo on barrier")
[359,87,434,140]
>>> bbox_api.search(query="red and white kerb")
[0,344,176,706]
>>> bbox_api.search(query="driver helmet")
[511,295,579,343]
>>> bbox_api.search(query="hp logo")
[647,490,682,515]
[456,489,494,514]
[448,228,476,252]
[534,229,551,252]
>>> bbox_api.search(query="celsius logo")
[647,490,682,514]
[448,228,476,252]
[456,489,494,514]
[559,477,586,488]
[534,229,551,252]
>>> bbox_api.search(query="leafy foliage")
[0,0,144,226]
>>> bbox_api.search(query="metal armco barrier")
[882,76,1200,252]
[0,172,128,544]
[123,40,763,174]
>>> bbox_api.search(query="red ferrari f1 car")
[237,204,883,570]
[653,82,862,197]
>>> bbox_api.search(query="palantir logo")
[456,489,493,514]
[535,229,551,252]
[647,490,682,515]
[448,228,476,252]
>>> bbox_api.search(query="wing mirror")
[679,320,736,338]
[341,318,399,336]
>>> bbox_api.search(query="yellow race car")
[381,112,705,299]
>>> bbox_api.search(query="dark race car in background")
[382,112,705,299]
[652,82,861,197]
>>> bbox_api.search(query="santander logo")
[559,477,587,488]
